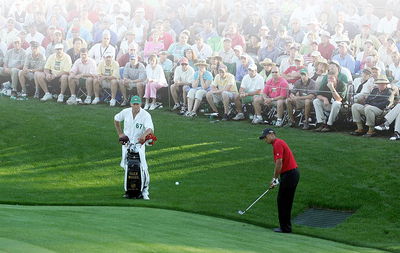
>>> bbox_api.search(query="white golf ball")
[175,181,180,185]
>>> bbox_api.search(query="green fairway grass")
[0,205,386,253]
[0,97,399,252]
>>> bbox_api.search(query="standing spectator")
[17,41,45,99]
[37,43,72,102]
[2,37,26,99]
[66,48,97,105]
[143,54,167,110]
[253,66,289,126]
[130,8,149,47]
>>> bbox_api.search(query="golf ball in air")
[175,182,180,185]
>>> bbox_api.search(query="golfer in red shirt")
[259,128,300,233]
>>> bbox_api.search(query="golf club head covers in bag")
[124,144,144,199]
[140,133,158,146]
[119,135,130,145]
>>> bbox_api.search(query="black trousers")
[277,168,300,232]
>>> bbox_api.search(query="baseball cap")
[54,43,64,49]
[179,57,189,65]
[248,63,257,71]
[300,68,308,75]
[130,95,142,104]
[259,128,275,139]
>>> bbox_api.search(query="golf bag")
[124,143,145,199]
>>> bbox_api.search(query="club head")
[238,210,245,215]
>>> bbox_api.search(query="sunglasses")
[271,71,278,73]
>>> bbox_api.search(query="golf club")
[238,187,272,215]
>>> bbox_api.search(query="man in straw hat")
[351,76,393,137]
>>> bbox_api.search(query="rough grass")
[0,97,399,252]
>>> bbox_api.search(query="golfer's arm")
[274,159,282,179]
[114,120,124,137]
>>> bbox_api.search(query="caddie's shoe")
[233,112,245,120]
[389,131,400,141]
[142,194,150,200]
[375,123,390,131]
[350,129,365,136]
[57,94,64,103]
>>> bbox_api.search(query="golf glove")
[119,135,129,145]
[272,178,280,186]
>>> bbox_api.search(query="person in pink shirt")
[144,29,164,60]
[253,66,289,126]
[67,48,98,105]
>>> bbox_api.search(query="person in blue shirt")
[332,42,356,74]
[185,59,213,117]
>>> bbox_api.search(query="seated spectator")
[67,48,97,105]
[119,54,147,106]
[331,23,349,47]
[88,30,116,64]
[209,56,223,77]
[352,68,375,103]
[167,32,191,62]
[259,58,275,82]
[307,51,321,77]
[110,15,127,41]
[356,40,376,70]
[65,27,88,50]
[159,51,174,72]
[93,17,118,45]
[143,54,167,110]
[388,52,400,85]
[246,35,261,60]
[37,43,72,102]
[170,57,195,111]
[282,56,304,88]
[117,43,137,69]
[232,63,264,121]
[185,59,213,117]
[318,31,335,60]
[351,77,392,137]
[236,55,251,82]
[218,37,235,64]
[191,35,212,60]
[93,52,120,106]
[377,37,398,67]
[223,23,246,50]
[118,30,139,59]
[66,38,83,64]
[332,42,355,74]
[279,44,299,73]
[183,48,198,70]
[144,29,164,60]
[286,69,317,129]
[258,35,280,63]
[17,41,45,99]
[375,103,400,141]
[45,29,67,58]
[313,71,346,132]
[352,24,380,56]
[0,17,19,47]
[1,37,26,99]
[206,64,238,120]
[252,66,288,126]
[311,58,329,84]
[288,18,305,44]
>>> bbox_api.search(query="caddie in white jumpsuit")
[114,95,154,200]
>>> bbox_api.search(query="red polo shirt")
[272,138,297,174]
[263,77,289,98]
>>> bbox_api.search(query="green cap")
[130,96,142,104]
[300,68,308,75]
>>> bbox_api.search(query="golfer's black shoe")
[273,227,291,233]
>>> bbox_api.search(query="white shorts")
[211,91,238,103]
[101,80,112,89]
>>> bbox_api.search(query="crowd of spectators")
[1,0,400,140]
